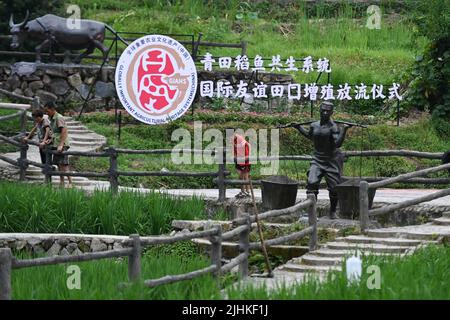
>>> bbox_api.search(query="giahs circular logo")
[115,35,198,125]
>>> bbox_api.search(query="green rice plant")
[0,182,208,235]
[11,250,221,299]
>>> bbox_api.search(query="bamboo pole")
[248,177,272,277]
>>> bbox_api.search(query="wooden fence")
[359,162,450,232]
[0,194,317,300]
[0,31,247,65]
[0,122,448,201]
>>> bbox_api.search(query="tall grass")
[0,182,207,235]
[227,245,450,300]
[70,0,423,85]
[10,244,450,299]
[12,249,221,299]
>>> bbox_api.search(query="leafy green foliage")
[0,181,208,235]
[405,0,450,118]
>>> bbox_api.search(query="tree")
[406,0,450,120]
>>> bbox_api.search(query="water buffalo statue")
[9,11,127,63]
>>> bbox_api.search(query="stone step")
[53,180,108,187]
[25,168,44,176]
[67,129,92,134]
[69,135,106,143]
[325,241,413,254]
[443,212,450,219]
[433,217,450,226]
[66,125,88,130]
[26,175,91,182]
[294,254,342,267]
[276,263,341,274]
[69,141,105,148]
[65,121,81,126]
[313,248,386,258]
[336,235,422,247]
[366,228,442,241]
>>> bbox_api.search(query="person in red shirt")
[233,133,251,198]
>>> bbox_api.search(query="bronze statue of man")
[294,101,352,219]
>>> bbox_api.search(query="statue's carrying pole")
[277,120,368,129]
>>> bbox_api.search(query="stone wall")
[0,233,130,256]
[0,62,117,112]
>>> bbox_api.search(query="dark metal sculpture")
[9,11,124,63]
[292,102,352,219]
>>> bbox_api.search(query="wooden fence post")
[307,194,318,251]
[217,149,226,202]
[128,234,141,282]
[44,145,52,185]
[359,180,369,233]
[0,248,12,300]
[238,215,250,279]
[19,110,26,133]
[108,147,119,194]
[241,41,247,56]
[18,141,28,181]
[209,224,222,278]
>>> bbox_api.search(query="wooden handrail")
[369,163,450,189]
[369,188,450,217]
[144,264,217,288]
[12,248,133,269]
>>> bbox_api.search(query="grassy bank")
[0,181,222,235]
[72,0,424,85]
